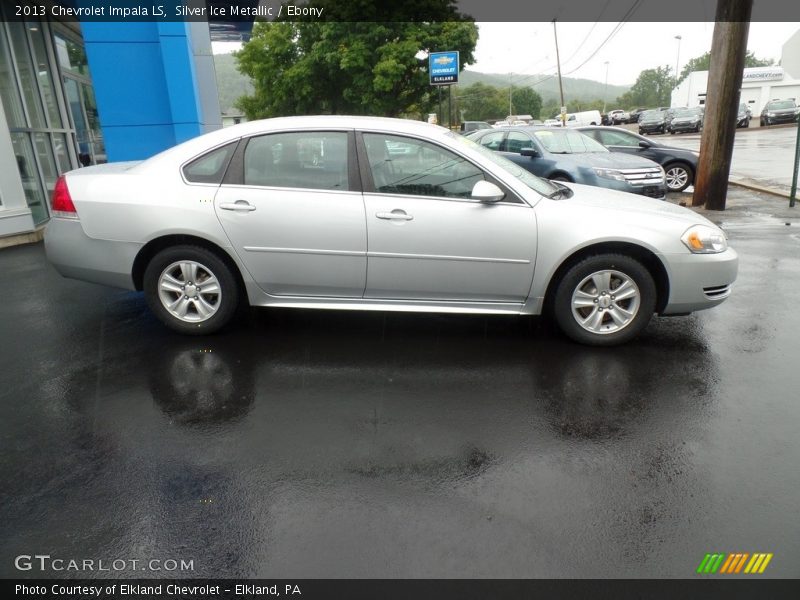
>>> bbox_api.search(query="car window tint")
[183,142,237,184]
[243,131,348,190]
[505,132,532,153]
[363,133,484,199]
[598,130,638,147]
[477,131,505,151]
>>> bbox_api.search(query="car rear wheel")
[552,254,656,346]
[664,162,693,192]
[144,245,239,335]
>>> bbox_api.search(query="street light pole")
[603,61,609,114]
[674,35,682,85]
[553,20,566,127]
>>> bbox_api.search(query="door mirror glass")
[520,147,538,157]
[471,180,505,203]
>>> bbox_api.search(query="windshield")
[449,132,558,197]
[641,110,662,119]
[532,129,608,154]
[674,108,702,118]
[767,100,795,110]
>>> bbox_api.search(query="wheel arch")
[132,234,247,296]
[542,241,670,314]
[548,171,574,182]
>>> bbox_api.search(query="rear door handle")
[376,210,413,221]
[219,200,256,212]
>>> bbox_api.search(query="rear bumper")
[44,218,141,290]
[660,248,739,315]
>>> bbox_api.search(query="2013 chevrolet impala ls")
[45,116,737,345]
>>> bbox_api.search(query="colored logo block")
[696,553,773,574]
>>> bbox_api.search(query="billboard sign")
[429,51,459,86]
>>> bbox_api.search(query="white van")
[563,110,602,127]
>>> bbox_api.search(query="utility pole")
[674,35,682,85]
[553,20,566,127]
[508,72,513,117]
[603,61,609,114]
[692,0,753,210]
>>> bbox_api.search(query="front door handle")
[376,210,413,221]
[219,200,256,212]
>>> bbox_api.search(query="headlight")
[593,168,626,181]
[767,112,776,117]
[681,225,728,254]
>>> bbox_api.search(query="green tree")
[616,66,674,109]
[234,4,478,119]
[677,50,774,85]
[457,82,506,121]
[510,87,543,119]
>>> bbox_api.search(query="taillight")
[51,175,78,218]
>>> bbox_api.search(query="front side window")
[505,132,532,153]
[363,133,484,199]
[243,131,348,190]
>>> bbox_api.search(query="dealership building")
[0,6,244,246]
[671,28,800,112]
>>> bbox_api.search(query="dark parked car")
[578,126,699,192]
[638,110,668,135]
[627,108,648,123]
[460,121,492,134]
[737,103,752,128]
[468,126,666,199]
[760,99,799,126]
[669,107,704,134]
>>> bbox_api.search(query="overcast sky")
[212,22,800,86]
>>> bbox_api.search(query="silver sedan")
[45,116,738,345]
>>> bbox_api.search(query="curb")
[728,179,792,200]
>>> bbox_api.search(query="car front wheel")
[664,162,693,192]
[552,254,657,346]
[144,245,240,335]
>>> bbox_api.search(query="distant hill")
[213,53,252,114]
[211,54,631,116]
[459,70,631,106]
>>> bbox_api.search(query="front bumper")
[764,113,798,124]
[639,123,665,133]
[660,247,739,315]
[670,121,701,132]
[45,218,141,290]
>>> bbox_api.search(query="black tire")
[664,161,694,193]
[552,253,657,346]
[639,129,645,135]
[144,245,240,335]
[550,174,572,182]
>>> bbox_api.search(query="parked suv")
[608,109,629,124]
[760,99,799,126]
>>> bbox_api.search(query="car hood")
[558,182,715,227]
[553,152,659,170]
[672,116,700,123]
[640,117,665,124]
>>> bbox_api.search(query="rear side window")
[243,131,349,190]
[182,141,237,184]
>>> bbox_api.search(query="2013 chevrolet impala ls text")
[45,116,738,345]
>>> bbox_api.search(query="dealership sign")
[429,51,460,85]
[742,67,784,83]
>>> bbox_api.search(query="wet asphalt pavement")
[2,191,799,579]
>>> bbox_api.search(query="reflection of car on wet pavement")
[45,116,737,346]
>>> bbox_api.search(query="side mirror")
[638,140,652,148]
[471,180,505,203]
[520,147,538,157]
